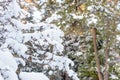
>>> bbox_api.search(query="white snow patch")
[71,14,84,19]
[117,24,120,30]
[46,13,62,23]
[110,74,119,79]
[0,50,18,71]
[87,14,98,25]
[20,72,49,80]
[0,75,4,80]
[116,35,120,41]
[75,52,83,56]
[1,69,18,80]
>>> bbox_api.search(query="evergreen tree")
[35,0,120,79]
[0,0,79,80]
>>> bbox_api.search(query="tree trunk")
[92,28,103,80]
[104,39,109,80]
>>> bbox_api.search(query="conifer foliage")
[0,0,79,80]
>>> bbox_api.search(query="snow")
[56,0,64,3]
[1,69,18,80]
[0,51,18,80]
[20,72,49,80]
[87,14,98,25]
[3,38,28,58]
[67,70,79,80]
[116,35,120,41]
[0,60,6,69]
[75,52,83,56]
[71,14,84,19]
[110,74,119,79]
[46,13,62,23]
[0,75,4,80]
[15,58,26,66]
[32,8,45,23]
[87,5,95,11]
[0,0,79,80]
[116,24,120,41]
[117,24,120,31]
[0,50,18,71]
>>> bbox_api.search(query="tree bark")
[104,39,109,80]
[63,72,69,80]
[92,28,103,80]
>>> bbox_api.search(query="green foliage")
[35,0,120,79]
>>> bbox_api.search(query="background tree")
[1,0,120,80]
[33,0,120,80]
